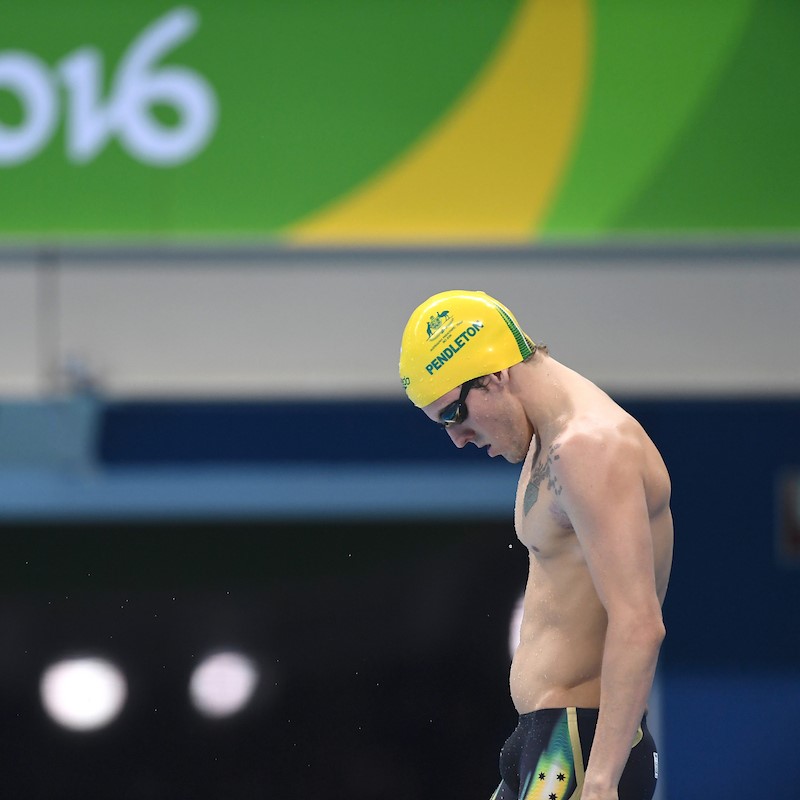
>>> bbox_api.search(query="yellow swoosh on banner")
[289,0,590,244]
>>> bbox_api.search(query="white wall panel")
[0,265,44,395]
[4,245,798,399]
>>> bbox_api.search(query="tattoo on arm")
[523,443,562,515]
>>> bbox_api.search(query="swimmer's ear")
[489,369,511,386]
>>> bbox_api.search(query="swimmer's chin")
[485,444,522,464]
[482,442,525,464]
[488,445,524,464]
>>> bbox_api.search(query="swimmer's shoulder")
[554,409,671,514]
[548,410,650,485]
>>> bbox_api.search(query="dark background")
[1,517,526,800]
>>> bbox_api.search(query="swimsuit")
[490,707,657,800]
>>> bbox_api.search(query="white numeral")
[0,7,217,166]
[0,52,58,163]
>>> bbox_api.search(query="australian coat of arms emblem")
[426,310,450,339]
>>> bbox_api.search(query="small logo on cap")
[426,310,450,339]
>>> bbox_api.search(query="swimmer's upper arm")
[551,430,663,621]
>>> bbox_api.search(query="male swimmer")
[399,291,673,800]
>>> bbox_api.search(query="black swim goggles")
[438,378,481,428]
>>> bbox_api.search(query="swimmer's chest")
[514,439,576,556]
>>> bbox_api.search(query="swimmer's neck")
[512,356,587,444]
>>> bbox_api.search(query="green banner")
[1,0,798,241]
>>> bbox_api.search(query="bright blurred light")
[40,657,128,732]
[508,594,524,659]
[189,651,260,718]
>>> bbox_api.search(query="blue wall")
[96,396,800,795]
[1,396,798,798]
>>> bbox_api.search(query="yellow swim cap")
[399,290,535,407]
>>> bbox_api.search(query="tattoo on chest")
[523,442,562,516]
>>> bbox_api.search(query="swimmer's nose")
[446,426,471,449]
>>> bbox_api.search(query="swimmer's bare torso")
[510,368,673,714]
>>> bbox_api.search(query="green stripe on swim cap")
[494,303,533,358]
